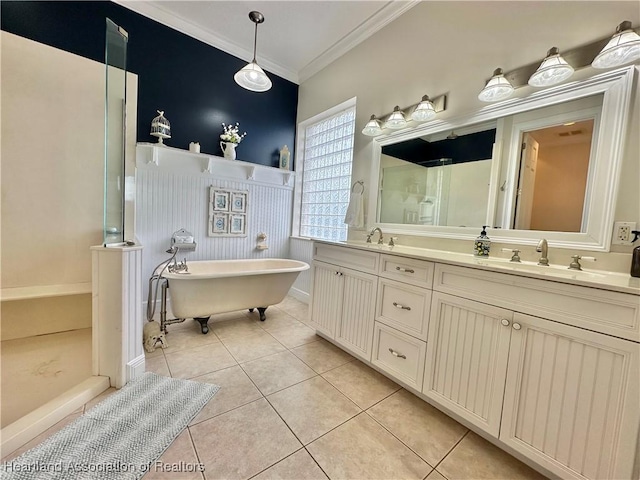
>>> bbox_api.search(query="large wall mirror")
[368,66,635,251]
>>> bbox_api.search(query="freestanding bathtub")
[161,258,309,333]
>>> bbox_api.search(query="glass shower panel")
[104,18,128,245]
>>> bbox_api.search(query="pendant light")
[592,21,640,69]
[384,106,407,130]
[234,11,272,92]
[528,47,574,87]
[362,115,383,136]
[411,95,436,122]
[478,68,515,102]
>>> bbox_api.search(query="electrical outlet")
[612,221,637,245]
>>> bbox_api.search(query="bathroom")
[1,1,639,479]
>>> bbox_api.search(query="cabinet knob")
[388,348,407,359]
[512,323,522,330]
[393,302,411,311]
[334,271,343,276]
[395,266,415,273]
[501,319,510,327]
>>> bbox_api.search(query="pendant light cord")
[252,22,258,63]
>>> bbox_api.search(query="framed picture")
[229,215,245,235]
[231,192,247,213]
[210,213,228,235]
[212,190,229,211]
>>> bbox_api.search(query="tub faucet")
[367,227,384,245]
[536,239,549,266]
[168,257,189,273]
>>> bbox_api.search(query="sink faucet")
[366,227,384,245]
[536,239,549,266]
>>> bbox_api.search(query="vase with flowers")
[219,122,247,160]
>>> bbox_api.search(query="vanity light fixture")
[478,68,515,102]
[362,115,383,136]
[592,21,640,69]
[410,95,436,122]
[478,21,640,103]
[384,106,408,130]
[528,47,574,87]
[362,94,446,137]
[234,11,272,92]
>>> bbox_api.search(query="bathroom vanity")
[309,241,639,480]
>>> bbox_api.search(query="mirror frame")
[368,66,635,252]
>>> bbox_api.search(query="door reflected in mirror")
[513,119,594,232]
[379,126,495,227]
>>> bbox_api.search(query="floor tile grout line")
[430,429,470,474]
[185,425,206,480]
[287,345,356,376]
[264,375,364,445]
[186,391,265,428]
[261,393,308,450]
[303,445,332,480]
[237,354,320,398]
[363,408,437,470]
[245,447,308,480]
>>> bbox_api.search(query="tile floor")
[3,297,547,480]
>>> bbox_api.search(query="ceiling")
[117,1,418,84]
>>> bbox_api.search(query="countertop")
[316,240,640,296]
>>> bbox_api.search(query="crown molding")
[114,0,299,83]
[114,0,419,86]
[298,0,420,83]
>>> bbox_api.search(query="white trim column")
[91,244,144,388]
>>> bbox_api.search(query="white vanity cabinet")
[429,264,640,480]
[310,242,639,480]
[500,312,639,480]
[310,244,379,361]
[422,292,512,436]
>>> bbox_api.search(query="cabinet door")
[501,313,639,480]
[423,292,513,436]
[335,267,378,362]
[309,261,343,338]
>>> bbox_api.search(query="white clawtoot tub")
[161,258,309,333]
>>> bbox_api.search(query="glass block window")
[299,105,355,241]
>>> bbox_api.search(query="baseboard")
[288,287,309,304]
[126,355,146,385]
[1,375,110,458]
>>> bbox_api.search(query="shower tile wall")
[136,165,294,306]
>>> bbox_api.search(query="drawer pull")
[388,348,407,359]
[393,302,411,311]
[395,266,415,273]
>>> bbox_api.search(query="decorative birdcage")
[150,110,171,144]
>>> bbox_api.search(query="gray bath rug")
[1,372,219,479]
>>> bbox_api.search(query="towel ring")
[351,180,365,194]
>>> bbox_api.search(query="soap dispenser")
[474,225,491,257]
[631,230,640,278]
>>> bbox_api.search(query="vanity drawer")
[376,278,431,341]
[313,243,379,274]
[434,263,640,342]
[379,254,434,288]
[372,322,426,391]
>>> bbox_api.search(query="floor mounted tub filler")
[160,258,309,333]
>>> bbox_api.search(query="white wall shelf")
[136,143,295,188]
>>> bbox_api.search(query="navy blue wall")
[1,1,298,168]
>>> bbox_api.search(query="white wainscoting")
[136,145,295,311]
[289,237,314,303]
